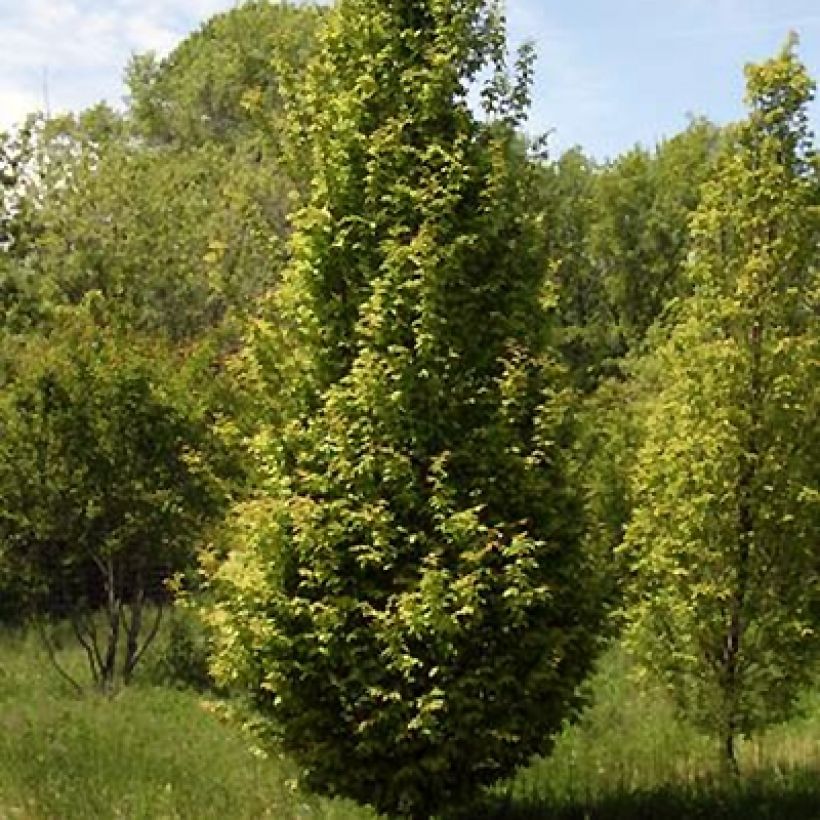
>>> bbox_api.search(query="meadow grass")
[0,627,374,819]
[1,625,817,819]
[486,649,820,819]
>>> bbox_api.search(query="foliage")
[538,147,614,387]
[620,38,820,771]
[204,0,604,815]
[30,135,286,341]
[0,117,53,341]
[0,1,321,667]
[537,120,721,389]
[141,607,215,691]
[126,1,320,151]
[0,315,234,688]
[1,5,321,347]
[575,373,647,618]
[590,117,721,355]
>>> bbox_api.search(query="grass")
[1,624,818,819]
[488,650,820,819]
[0,626,374,820]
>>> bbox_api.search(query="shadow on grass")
[462,766,820,820]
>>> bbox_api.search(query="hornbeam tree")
[621,38,820,774]
[204,0,602,815]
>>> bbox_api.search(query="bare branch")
[70,612,100,685]
[77,608,105,679]
[125,603,163,683]
[35,618,84,695]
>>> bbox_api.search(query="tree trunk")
[99,556,121,693]
[720,317,763,776]
[122,582,144,684]
[122,590,163,685]
[35,617,84,695]
[724,720,740,776]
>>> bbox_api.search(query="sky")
[1,0,818,160]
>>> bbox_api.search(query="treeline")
[0,1,817,817]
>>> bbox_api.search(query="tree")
[620,39,820,773]
[2,5,321,347]
[536,121,721,390]
[0,315,233,690]
[126,1,320,151]
[204,0,603,815]
[538,147,613,389]
[590,118,721,357]
[31,136,286,342]
[0,3,318,632]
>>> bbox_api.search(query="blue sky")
[1,0,818,159]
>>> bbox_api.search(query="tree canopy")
[0,315,236,688]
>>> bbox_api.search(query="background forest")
[0,1,818,818]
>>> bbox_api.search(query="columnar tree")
[621,39,820,773]
[205,0,602,815]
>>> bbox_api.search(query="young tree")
[205,0,603,815]
[621,39,820,773]
[0,316,233,690]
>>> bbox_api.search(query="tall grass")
[489,649,820,819]
[1,626,818,819]
[0,627,375,819]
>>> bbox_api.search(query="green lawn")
[1,626,817,819]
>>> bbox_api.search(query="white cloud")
[0,0,237,128]
[0,86,44,127]
[124,14,181,55]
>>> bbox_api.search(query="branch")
[35,617,84,695]
[70,612,100,686]
[77,607,105,680]
[127,603,163,680]
[88,550,109,579]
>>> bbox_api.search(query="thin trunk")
[123,601,163,685]
[724,723,740,776]
[71,612,100,686]
[80,608,105,678]
[100,556,120,693]
[721,316,763,774]
[123,581,144,681]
